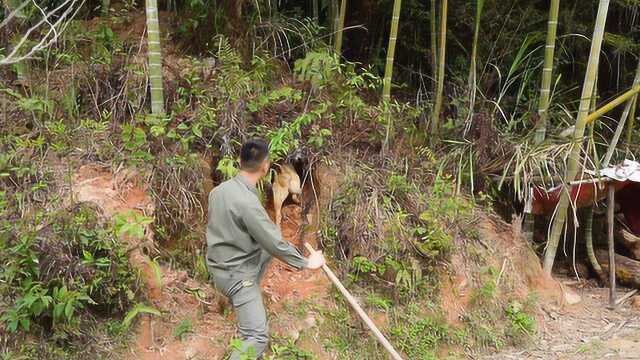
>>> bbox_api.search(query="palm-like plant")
[534,0,561,144]
[145,0,165,115]
[543,0,611,274]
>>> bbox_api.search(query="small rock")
[303,315,317,329]
[564,288,582,305]
[184,347,198,359]
[287,328,300,341]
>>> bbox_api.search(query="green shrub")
[0,204,138,334]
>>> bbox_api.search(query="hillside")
[3,1,640,359]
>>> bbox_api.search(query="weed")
[173,318,194,340]
[268,339,316,359]
[391,315,450,360]
[505,301,535,337]
[122,303,161,330]
[366,293,392,311]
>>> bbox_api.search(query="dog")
[272,164,302,228]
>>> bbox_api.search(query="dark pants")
[212,251,272,359]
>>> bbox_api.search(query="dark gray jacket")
[206,175,307,279]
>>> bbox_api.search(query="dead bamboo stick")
[304,243,404,360]
[608,185,616,307]
[615,289,637,306]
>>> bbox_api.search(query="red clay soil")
[440,214,568,327]
[72,164,333,359]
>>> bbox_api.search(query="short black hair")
[240,138,269,171]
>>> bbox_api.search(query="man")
[206,139,325,359]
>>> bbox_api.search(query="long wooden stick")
[608,185,616,308]
[304,243,404,360]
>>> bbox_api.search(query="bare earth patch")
[485,279,640,359]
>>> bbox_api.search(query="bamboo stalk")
[626,92,637,149]
[625,96,637,149]
[543,0,610,274]
[430,0,437,92]
[304,243,404,360]
[312,0,319,24]
[584,84,640,125]
[607,185,616,307]
[101,0,110,16]
[467,0,484,125]
[145,0,165,115]
[584,206,605,281]
[534,0,561,144]
[430,0,447,137]
[334,0,347,55]
[602,60,640,167]
[382,0,402,101]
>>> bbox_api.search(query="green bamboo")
[584,85,640,125]
[534,0,561,144]
[145,0,165,115]
[101,0,110,16]
[626,97,637,148]
[334,0,347,55]
[543,0,610,274]
[430,0,437,90]
[584,206,605,281]
[312,0,319,24]
[584,76,601,281]
[603,60,640,166]
[382,0,402,101]
[467,0,484,123]
[431,0,447,136]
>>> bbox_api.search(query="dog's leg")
[273,184,288,228]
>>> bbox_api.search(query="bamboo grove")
[4,0,640,285]
[80,0,640,273]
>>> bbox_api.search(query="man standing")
[206,139,325,359]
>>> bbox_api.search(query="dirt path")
[484,278,640,359]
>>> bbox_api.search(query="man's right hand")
[305,250,326,270]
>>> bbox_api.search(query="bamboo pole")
[584,84,640,125]
[625,96,637,149]
[584,206,605,281]
[145,0,165,115]
[304,243,404,360]
[601,58,640,174]
[534,0,561,144]
[312,0,319,24]
[543,0,610,274]
[431,0,447,137]
[382,0,402,101]
[334,0,347,55]
[607,185,616,307]
[101,0,110,16]
[467,0,484,125]
[430,0,437,92]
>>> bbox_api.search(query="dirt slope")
[72,164,334,359]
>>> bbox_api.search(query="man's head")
[239,138,270,177]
